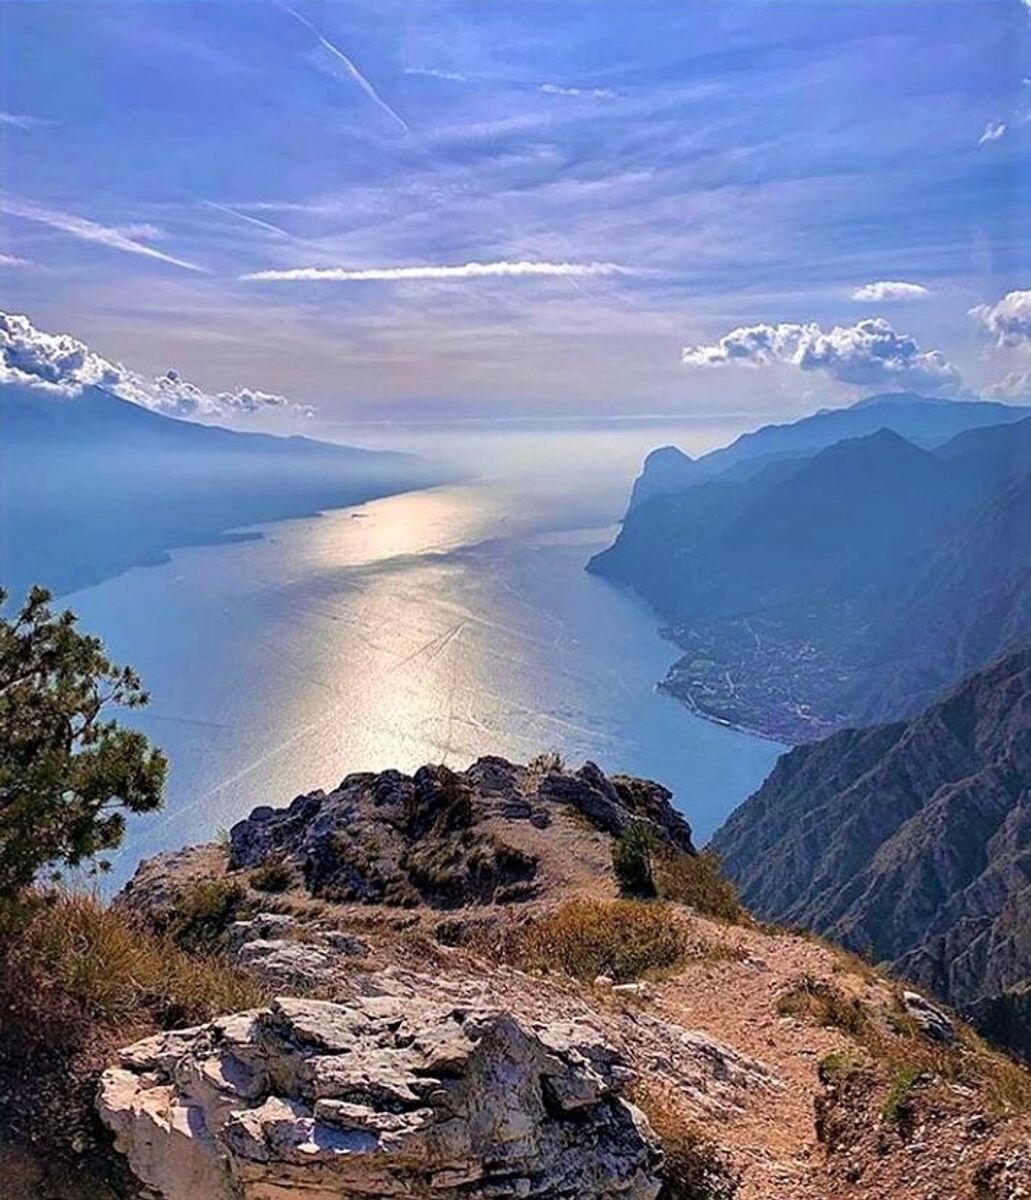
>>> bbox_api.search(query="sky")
[1,0,1029,427]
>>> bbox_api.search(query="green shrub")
[612,823,659,898]
[881,1064,924,1124]
[249,857,295,893]
[167,878,250,952]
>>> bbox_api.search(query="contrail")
[0,192,206,272]
[279,3,409,134]
[202,199,293,239]
[241,259,632,282]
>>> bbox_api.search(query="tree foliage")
[0,585,167,896]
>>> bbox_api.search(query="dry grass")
[512,898,704,983]
[776,975,871,1039]
[0,890,267,1027]
[653,850,745,924]
[632,1081,740,1200]
[789,976,1031,1120]
[0,890,270,1179]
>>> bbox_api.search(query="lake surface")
[65,419,783,888]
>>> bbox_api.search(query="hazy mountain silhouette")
[628,392,1031,509]
[590,403,1031,740]
[1,384,455,597]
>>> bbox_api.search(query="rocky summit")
[78,756,1030,1200]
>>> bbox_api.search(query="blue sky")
[1,0,1029,424]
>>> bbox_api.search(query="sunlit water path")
[66,420,783,888]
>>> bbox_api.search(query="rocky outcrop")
[711,647,1031,1056]
[221,757,693,911]
[97,982,663,1200]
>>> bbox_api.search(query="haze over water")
[66,418,783,888]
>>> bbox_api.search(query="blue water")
[65,420,783,887]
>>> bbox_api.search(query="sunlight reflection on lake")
[66,418,784,887]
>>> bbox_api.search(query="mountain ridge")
[589,408,1031,740]
[710,646,1031,1058]
[1,382,456,597]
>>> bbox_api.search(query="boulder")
[98,989,662,1200]
[901,990,956,1044]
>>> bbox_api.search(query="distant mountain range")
[589,393,1031,740]
[628,392,1031,509]
[710,646,1031,1059]
[0,383,454,597]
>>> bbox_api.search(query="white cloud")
[851,280,930,302]
[241,259,631,283]
[984,368,1031,400]
[0,311,312,419]
[539,83,616,99]
[683,317,963,392]
[978,120,1007,144]
[0,254,29,268]
[970,290,1031,348]
[0,193,205,272]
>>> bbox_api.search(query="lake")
[64,418,784,887]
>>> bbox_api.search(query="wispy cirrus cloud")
[0,193,206,272]
[280,3,409,133]
[0,254,29,268]
[978,120,1007,144]
[0,111,52,129]
[241,259,632,283]
[852,280,930,302]
[404,66,469,83]
[539,83,616,99]
[202,199,294,239]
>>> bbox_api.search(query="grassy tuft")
[0,890,270,1175]
[654,850,745,924]
[0,890,266,1028]
[527,750,565,775]
[249,857,296,894]
[513,898,701,983]
[166,877,251,953]
[632,1082,739,1200]
[776,975,871,1038]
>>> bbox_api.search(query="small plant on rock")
[612,823,660,898]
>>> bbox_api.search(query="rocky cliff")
[711,647,1031,1058]
[591,407,1031,742]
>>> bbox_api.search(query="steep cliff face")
[592,409,1031,742]
[711,648,1031,1056]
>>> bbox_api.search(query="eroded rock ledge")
[98,983,663,1200]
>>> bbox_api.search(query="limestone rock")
[901,990,956,1044]
[98,989,662,1200]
